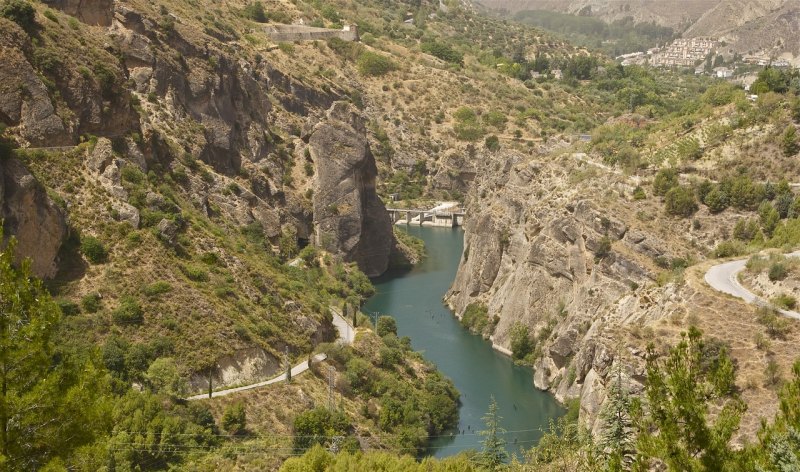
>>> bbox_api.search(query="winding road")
[187,307,355,400]
[704,252,800,321]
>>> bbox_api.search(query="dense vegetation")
[513,10,676,56]
[287,327,800,471]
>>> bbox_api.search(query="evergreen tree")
[599,363,635,470]
[479,395,508,470]
[635,327,746,471]
[0,232,111,469]
[782,126,799,157]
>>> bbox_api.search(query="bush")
[356,51,395,77]
[712,240,746,258]
[510,322,533,360]
[221,402,247,435]
[242,1,267,22]
[112,296,144,325]
[461,303,489,334]
[143,281,173,298]
[145,357,187,398]
[664,186,698,217]
[81,293,102,313]
[653,168,678,196]
[81,235,108,263]
[420,41,463,65]
[704,188,728,213]
[768,262,788,282]
[58,300,81,316]
[484,135,500,151]
[0,0,35,32]
[181,264,209,282]
[376,316,397,337]
[292,407,351,452]
[595,237,612,259]
[781,126,799,157]
[632,186,646,200]
[772,293,797,310]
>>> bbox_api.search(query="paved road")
[187,306,356,400]
[186,353,328,400]
[704,252,800,321]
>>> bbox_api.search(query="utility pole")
[285,346,291,383]
[371,311,379,328]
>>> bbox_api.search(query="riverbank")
[363,226,564,458]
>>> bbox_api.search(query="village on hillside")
[616,37,798,89]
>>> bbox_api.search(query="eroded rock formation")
[310,102,392,277]
[1,159,66,278]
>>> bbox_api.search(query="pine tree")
[600,363,635,470]
[635,327,746,470]
[0,231,111,468]
[479,395,508,470]
[782,126,799,157]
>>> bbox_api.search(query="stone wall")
[265,24,358,42]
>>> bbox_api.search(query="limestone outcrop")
[1,159,66,278]
[310,102,392,277]
[445,149,707,432]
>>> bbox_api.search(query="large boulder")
[310,102,392,277]
[1,159,67,278]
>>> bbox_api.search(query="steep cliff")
[445,147,797,438]
[310,102,392,277]
[0,158,66,278]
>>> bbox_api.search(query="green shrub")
[484,135,500,151]
[221,402,247,435]
[633,186,646,200]
[292,407,351,452]
[704,188,728,213]
[180,264,209,282]
[356,51,395,77]
[142,281,172,298]
[653,168,678,196]
[81,235,108,263]
[461,303,489,334]
[420,41,463,65]
[454,122,486,141]
[595,237,612,259]
[81,293,102,313]
[768,262,788,282]
[712,240,746,258]
[510,322,533,360]
[781,125,798,157]
[0,0,35,32]
[57,300,81,316]
[772,293,797,310]
[242,1,267,22]
[112,296,144,325]
[376,316,397,337]
[664,186,697,217]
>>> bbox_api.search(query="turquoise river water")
[363,226,564,459]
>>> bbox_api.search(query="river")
[363,226,564,459]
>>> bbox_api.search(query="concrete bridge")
[386,202,465,227]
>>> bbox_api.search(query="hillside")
[478,0,800,58]
[474,0,721,28]
[2,0,800,469]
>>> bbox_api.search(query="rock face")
[46,0,114,26]
[0,20,71,147]
[310,102,392,277]
[1,159,67,278]
[445,149,705,432]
